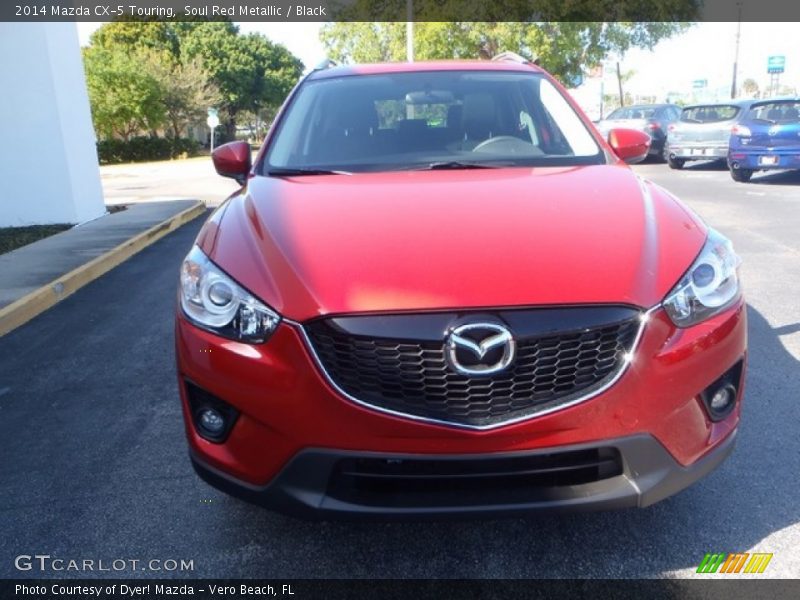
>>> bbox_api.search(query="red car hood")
[199,165,706,322]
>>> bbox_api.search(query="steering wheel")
[472,135,530,153]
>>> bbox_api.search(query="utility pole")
[731,3,742,98]
[406,0,414,62]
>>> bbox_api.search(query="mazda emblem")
[445,322,516,376]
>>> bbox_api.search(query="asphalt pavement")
[1,159,799,579]
[100,156,245,208]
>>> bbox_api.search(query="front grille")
[305,307,641,427]
[327,448,624,508]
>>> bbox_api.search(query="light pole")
[731,2,743,98]
[406,0,414,62]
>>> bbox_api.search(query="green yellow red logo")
[697,553,773,574]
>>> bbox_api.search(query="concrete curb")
[0,201,206,338]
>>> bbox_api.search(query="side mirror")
[607,128,651,164]
[212,141,252,185]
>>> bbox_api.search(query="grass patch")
[0,224,73,255]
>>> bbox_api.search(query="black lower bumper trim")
[190,430,737,520]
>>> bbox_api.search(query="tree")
[181,24,304,139]
[83,46,165,140]
[742,78,760,98]
[83,22,304,141]
[88,21,182,59]
[142,52,222,139]
[320,22,691,86]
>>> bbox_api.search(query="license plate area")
[759,155,779,166]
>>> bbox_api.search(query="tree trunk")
[171,117,181,140]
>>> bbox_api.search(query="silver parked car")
[665,101,754,169]
[595,104,681,161]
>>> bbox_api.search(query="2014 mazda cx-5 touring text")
[175,56,746,518]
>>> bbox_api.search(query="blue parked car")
[728,98,800,182]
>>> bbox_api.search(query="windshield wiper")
[418,161,512,171]
[266,167,351,177]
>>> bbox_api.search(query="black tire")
[668,156,685,170]
[730,167,753,182]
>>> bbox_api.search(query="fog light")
[185,381,239,443]
[700,360,744,422]
[199,409,225,434]
[709,386,734,412]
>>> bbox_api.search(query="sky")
[76,21,800,99]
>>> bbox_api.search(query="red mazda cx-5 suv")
[176,56,746,518]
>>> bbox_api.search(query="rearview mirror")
[607,128,651,164]
[212,141,252,185]
[405,90,456,104]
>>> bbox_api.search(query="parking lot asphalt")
[1,160,799,579]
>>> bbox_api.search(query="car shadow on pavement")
[222,303,799,578]
[749,169,800,186]
[682,160,728,171]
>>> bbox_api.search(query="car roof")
[608,104,674,112]
[306,60,544,81]
[749,96,800,106]
[682,100,754,109]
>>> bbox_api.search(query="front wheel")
[730,167,753,182]
[668,156,685,170]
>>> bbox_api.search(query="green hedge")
[97,137,201,165]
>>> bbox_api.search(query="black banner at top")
[3,0,800,22]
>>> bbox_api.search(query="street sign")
[207,108,220,152]
[692,79,708,89]
[206,108,220,129]
[767,55,785,74]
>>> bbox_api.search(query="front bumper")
[190,430,737,519]
[176,301,747,517]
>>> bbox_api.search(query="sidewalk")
[0,200,206,336]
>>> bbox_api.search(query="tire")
[730,167,753,182]
[668,156,685,170]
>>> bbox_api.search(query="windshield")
[747,101,800,124]
[606,106,658,120]
[263,71,603,173]
[681,105,740,123]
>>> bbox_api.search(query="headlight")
[663,228,742,327]
[179,246,280,343]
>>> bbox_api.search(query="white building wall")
[0,23,104,226]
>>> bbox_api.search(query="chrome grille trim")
[291,305,659,431]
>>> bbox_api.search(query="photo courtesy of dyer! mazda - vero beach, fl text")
[175,53,746,519]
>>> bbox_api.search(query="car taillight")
[732,124,751,137]
[647,122,661,131]
[668,124,677,132]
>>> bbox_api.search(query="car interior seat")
[767,108,783,121]
[783,107,799,120]
[460,93,497,150]
[317,97,379,162]
[445,104,464,145]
